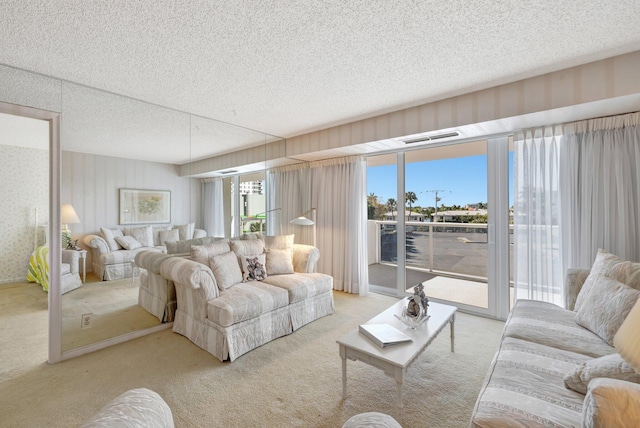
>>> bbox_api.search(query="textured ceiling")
[1,0,640,162]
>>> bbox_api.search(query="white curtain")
[514,126,565,305]
[266,163,312,243]
[310,156,369,295]
[561,112,640,267]
[202,178,225,237]
[266,156,369,295]
[514,112,640,305]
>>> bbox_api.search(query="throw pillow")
[191,240,231,265]
[239,254,268,281]
[174,223,195,240]
[265,248,294,275]
[158,229,179,246]
[264,234,294,250]
[575,249,640,311]
[564,353,640,394]
[166,236,216,255]
[230,239,265,257]
[152,226,172,246]
[115,235,142,250]
[100,227,124,252]
[209,251,243,290]
[240,232,264,240]
[575,275,640,346]
[125,225,154,247]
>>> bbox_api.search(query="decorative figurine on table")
[66,239,80,251]
[397,283,430,328]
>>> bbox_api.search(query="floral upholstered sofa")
[141,234,335,361]
[471,249,640,427]
[83,223,206,281]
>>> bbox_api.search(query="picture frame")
[119,188,171,225]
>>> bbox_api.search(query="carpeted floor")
[0,287,504,427]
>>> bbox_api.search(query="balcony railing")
[368,220,514,282]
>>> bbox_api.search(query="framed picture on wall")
[119,188,171,225]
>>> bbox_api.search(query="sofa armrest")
[83,234,110,255]
[292,244,320,273]
[582,378,640,428]
[135,250,175,275]
[564,268,590,310]
[193,228,207,239]
[62,250,81,274]
[160,257,218,301]
[81,388,174,428]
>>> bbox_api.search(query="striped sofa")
[157,236,335,362]
[471,258,640,427]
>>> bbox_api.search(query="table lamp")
[61,204,81,249]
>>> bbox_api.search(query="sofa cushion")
[152,226,172,246]
[575,249,640,311]
[503,300,615,358]
[158,229,179,246]
[101,246,164,266]
[238,254,267,282]
[575,276,640,346]
[174,223,195,240]
[209,251,243,290]
[265,248,294,275]
[264,234,294,250]
[471,337,589,428]
[207,281,289,327]
[191,239,230,265]
[125,225,154,247]
[230,239,265,257]
[166,236,217,255]
[262,273,332,304]
[100,227,123,251]
[564,353,640,394]
[115,235,142,250]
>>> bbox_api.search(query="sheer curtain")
[562,112,640,267]
[514,126,565,305]
[514,112,640,305]
[310,156,369,295]
[202,178,225,237]
[266,156,369,295]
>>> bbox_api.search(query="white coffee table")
[337,300,457,413]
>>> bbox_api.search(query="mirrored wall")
[0,64,284,362]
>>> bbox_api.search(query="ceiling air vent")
[219,169,238,175]
[403,131,459,144]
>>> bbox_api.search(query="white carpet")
[0,288,504,427]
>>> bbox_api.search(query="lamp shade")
[61,204,81,224]
[290,216,314,226]
[614,299,640,373]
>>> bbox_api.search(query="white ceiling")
[1,1,640,164]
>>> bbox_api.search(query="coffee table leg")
[450,313,455,352]
[395,368,404,422]
[340,346,347,399]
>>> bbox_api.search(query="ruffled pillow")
[564,353,640,394]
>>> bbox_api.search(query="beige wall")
[62,151,202,272]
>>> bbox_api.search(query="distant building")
[431,209,488,222]
[384,210,425,222]
[239,180,263,195]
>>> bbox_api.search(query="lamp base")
[62,229,71,249]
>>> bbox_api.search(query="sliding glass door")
[367,137,511,318]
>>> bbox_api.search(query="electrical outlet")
[81,313,93,329]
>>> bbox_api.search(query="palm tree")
[405,191,417,218]
[386,198,397,214]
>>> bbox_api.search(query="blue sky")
[367,153,514,208]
